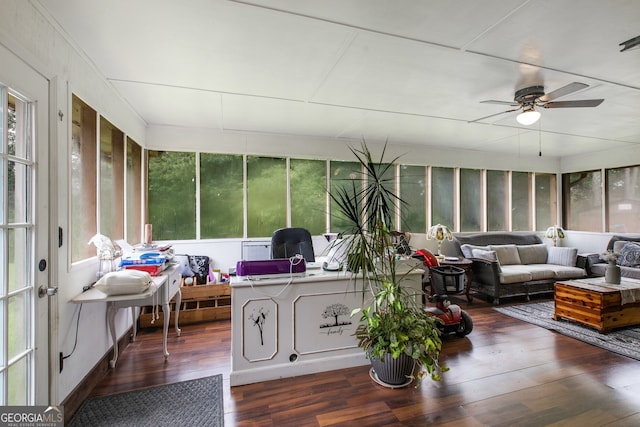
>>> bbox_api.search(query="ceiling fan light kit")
[472,82,604,124]
[516,108,541,125]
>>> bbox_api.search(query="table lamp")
[427,224,453,259]
[545,225,565,246]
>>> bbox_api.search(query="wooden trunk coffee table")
[554,277,640,334]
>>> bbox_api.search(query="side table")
[438,257,473,302]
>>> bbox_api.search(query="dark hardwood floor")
[86,294,640,426]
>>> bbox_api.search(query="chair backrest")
[270,227,315,262]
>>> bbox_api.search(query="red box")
[124,264,164,276]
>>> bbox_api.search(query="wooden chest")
[554,278,640,333]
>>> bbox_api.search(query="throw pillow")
[471,249,501,272]
[547,246,578,267]
[460,244,489,258]
[93,270,153,295]
[618,242,640,268]
[471,248,497,262]
[613,240,629,254]
[489,244,522,265]
[516,244,548,265]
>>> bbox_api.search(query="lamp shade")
[545,225,565,239]
[427,224,452,257]
[516,108,541,125]
[427,224,452,242]
[545,225,565,246]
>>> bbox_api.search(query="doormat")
[68,374,224,426]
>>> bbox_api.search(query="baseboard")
[61,327,133,424]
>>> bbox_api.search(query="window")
[147,151,196,240]
[535,173,557,231]
[70,95,97,262]
[290,159,326,235]
[399,165,426,233]
[431,167,454,228]
[487,170,507,231]
[512,172,531,231]
[606,165,640,233]
[329,161,361,233]
[247,156,286,237]
[99,117,124,239]
[563,170,602,231]
[126,137,142,243]
[460,168,481,232]
[200,153,243,238]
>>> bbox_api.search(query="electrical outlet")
[59,352,64,373]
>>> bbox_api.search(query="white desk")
[72,264,182,368]
[229,267,423,386]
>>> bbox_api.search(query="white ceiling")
[38,0,640,158]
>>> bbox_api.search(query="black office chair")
[271,227,315,263]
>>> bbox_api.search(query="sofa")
[445,232,587,304]
[587,235,640,280]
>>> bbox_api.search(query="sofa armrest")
[577,253,601,276]
[469,257,501,288]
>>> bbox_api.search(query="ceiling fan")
[469,82,604,125]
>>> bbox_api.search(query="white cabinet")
[230,269,423,386]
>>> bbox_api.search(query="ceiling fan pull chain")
[538,120,542,157]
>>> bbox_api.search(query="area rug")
[68,375,224,427]
[494,301,640,361]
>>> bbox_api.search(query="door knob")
[38,286,58,298]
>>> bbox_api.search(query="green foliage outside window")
[247,156,286,237]
[460,168,481,232]
[399,165,426,233]
[330,161,361,233]
[148,151,196,240]
[431,167,454,228]
[563,170,602,231]
[487,170,507,231]
[535,173,556,231]
[290,159,326,235]
[607,166,640,233]
[512,172,531,231]
[200,153,243,238]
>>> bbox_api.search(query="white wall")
[0,0,147,403]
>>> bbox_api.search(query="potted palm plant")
[329,140,446,387]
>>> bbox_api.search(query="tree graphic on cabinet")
[320,303,352,328]
[249,307,269,345]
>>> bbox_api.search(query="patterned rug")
[69,375,224,427]
[494,301,640,361]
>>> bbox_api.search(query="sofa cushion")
[618,242,640,268]
[460,244,489,258]
[547,246,578,267]
[517,244,548,265]
[544,264,587,279]
[498,266,532,284]
[518,264,556,280]
[489,244,522,265]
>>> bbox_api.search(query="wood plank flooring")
[86,295,640,426]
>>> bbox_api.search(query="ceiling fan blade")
[480,100,519,106]
[539,82,588,102]
[468,107,521,123]
[542,99,604,108]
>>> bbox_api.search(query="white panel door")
[0,42,50,405]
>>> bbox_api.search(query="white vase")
[605,261,621,284]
